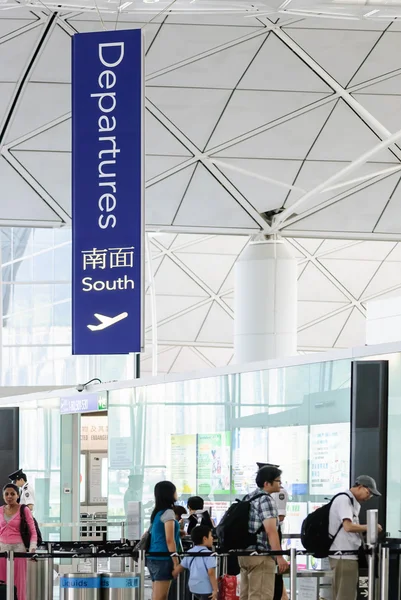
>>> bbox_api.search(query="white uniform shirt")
[20,482,35,507]
[271,487,288,517]
[329,491,361,560]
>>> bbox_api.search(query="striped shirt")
[245,489,278,551]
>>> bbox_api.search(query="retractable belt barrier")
[3,543,398,600]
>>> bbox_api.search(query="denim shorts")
[147,558,174,581]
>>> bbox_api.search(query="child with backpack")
[173,526,218,600]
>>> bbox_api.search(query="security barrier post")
[290,547,297,600]
[92,546,98,574]
[368,547,375,600]
[380,547,389,600]
[45,543,54,600]
[139,550,145,600]
[176,567,181,600]
[6,551,14,600]
[366,510,378,600]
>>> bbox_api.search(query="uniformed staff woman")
[9,469,35,512]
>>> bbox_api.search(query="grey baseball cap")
[356,475,381,497]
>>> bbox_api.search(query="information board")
[171,434,197,494]
[309,423,350,495]
[197,433,231,495]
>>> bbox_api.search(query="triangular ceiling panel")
[146,110,192,157]
[298,262,349,302]
[354,73,401,95]
[157,303,211,342]
[222,297,234,310]
[334,307,366,348]
[298,300,349,328]
[321,241,396,260]
[147,87,232,150]
[14,118,71,152]
[308,100,398,162]
[214,158,303,214]
[349,32,401,88]
[297,307,353,347]
[0,19,37,39]
[285,161,400,213]
[196,346,234,367]
[68,21,160,54]
[176,252,237,293]
[6,83,71,144]
[174,164,260,229]
[238,32,332,92]
[165,13,265,26]
[285,28,381,87]
[154,256,209,297]
[0,156,62,222]
[144,294,207,328]
[30,24,71,83]
[150,234,177,249]
[170,234,209,250]
[0,82,15,125]
[149,36,265,89]
[140,345,181,374]
[318,258,381,298]
[169,347,211,373]
[214,101,336,159]
[146,165,197,226]
[374,180,401,234]
[146,156,191,182]
[174,235,248,255]
[12,150,71,215]
[361,261,401,299]
[207,90,330,150]
[352,94,401,136]
[0,25,43,83]
[197,302,234,344]
[146,23,262,74]
[293,239,324,255]
[219,266,235,295]
[282,18,387,31]
[286,171,401,234]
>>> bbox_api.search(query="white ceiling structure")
[2,0,401,373]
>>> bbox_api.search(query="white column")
[234,237,297,364]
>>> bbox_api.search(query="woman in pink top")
[0,484,37,600]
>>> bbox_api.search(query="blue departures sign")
[72,30,144,355]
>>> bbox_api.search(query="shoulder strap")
[330,493,354,544]
[248,493,266,503]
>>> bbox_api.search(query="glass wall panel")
[108,360,353,535]
[19,398,62,540]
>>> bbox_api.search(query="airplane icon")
[87,312,128,331]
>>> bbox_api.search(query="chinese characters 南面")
[81,247,135,270]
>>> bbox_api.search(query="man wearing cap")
[329,475,382,600]
[9,469,35,512]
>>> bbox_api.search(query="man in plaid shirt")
[239,466,289,600]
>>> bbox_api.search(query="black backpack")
[216,493,265,551]
[20,505,43,550]
[300,492,352,558]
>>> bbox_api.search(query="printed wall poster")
[171,435,197,494]
[309,423,350,495]
[197,433,231,495]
